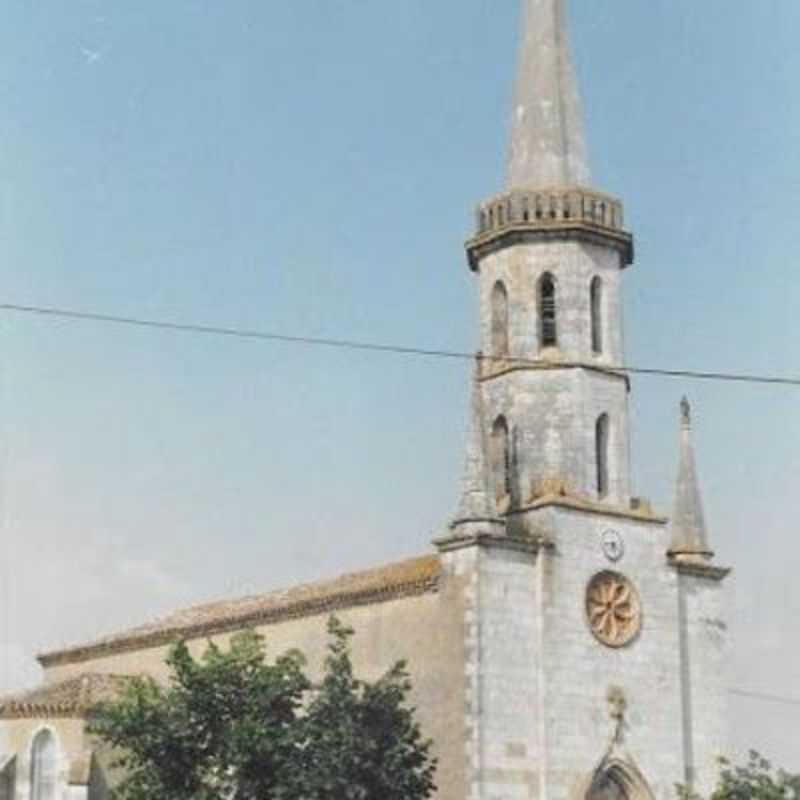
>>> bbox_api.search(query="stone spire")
[450,357,506,538]
[669,398,713,561]
[507,0,591,189]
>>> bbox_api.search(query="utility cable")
[729,688,800,707]
[1,302,799,388]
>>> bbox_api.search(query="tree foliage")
[678,752,800,800]
[89,618,436,800]
[297,617,436,800]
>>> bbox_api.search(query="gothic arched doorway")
[586,770,628,800]
[579,760,654,800]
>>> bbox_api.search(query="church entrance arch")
[586,769,628,799]
[578,759,655,800]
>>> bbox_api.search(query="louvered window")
[491,281,509,357]
[596,414,610,498]
[591,276,603,354]
[539,273,557,348]
[491,416,512,503]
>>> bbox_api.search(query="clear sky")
[1,0,799,767]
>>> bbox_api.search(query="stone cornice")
[509,494,668,525]
[0,703,88,720]
[668,556,731,582]
[434,531,546,555]
[477,358,631,391]
[0,674,133,720]
[467,223,634,272]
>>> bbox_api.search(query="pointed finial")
[449,355,506,537]
[669,397,713,561]
[507,0,591,189]
[680,396,691,429]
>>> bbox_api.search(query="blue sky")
[1,0,799,766]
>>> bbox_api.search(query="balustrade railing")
[475,187,625,237]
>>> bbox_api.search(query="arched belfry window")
[29,730,57,800]
[596,414,610,499]
[490,416,511,505]
[590,276,603,355]
[538,273,557,348]
[490,281,509,357]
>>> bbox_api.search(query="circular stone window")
[586,571,642,648]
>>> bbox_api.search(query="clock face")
[601,529,624,562]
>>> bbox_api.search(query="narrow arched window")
[491,281,509,357]
[490,416,511,504]
[539,273,557,348]
[590,276,603,355]
[595,414,610,498]
[30,730,57,800]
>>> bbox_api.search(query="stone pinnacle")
[669,397,713,560]
[450,356,506,537]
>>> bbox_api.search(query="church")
[0,0,730,798]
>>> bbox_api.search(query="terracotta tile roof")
[0,673,133,719]
[39,554,442,668]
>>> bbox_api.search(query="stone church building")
[0,0,730,797]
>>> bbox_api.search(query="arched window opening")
[590,276,603,355]
[30,730,57,800]
[539,273,557,348]
[490,416,512,505]
[596,414,610,499]
[490,281,509,358]
[0,755,16,800]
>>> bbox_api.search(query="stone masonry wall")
[476,239,631,505]
[678,573,728,797]
[530,505,685,800]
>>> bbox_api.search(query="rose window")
[586,571,641,648]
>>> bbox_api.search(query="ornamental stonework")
[586,571,641,648]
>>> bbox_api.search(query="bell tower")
[440,2,730,798]
[467,0,634,511]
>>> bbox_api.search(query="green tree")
[89,630,309,800]
[296,617,436,800]
[678,752,800,800]
[89,618,436,800]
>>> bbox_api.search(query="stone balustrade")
[475,187,625,236]
[467,186,633,269]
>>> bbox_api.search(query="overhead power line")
[729,688,800,708]
[1,302,799,388]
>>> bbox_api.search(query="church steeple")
[507,0,591,189]
[669,398,713,561]
[449,357,506,539]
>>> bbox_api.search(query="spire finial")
[449,356,506,537]
[669,397,713,561]
[507,0,591,189]
[680,396,692,429]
